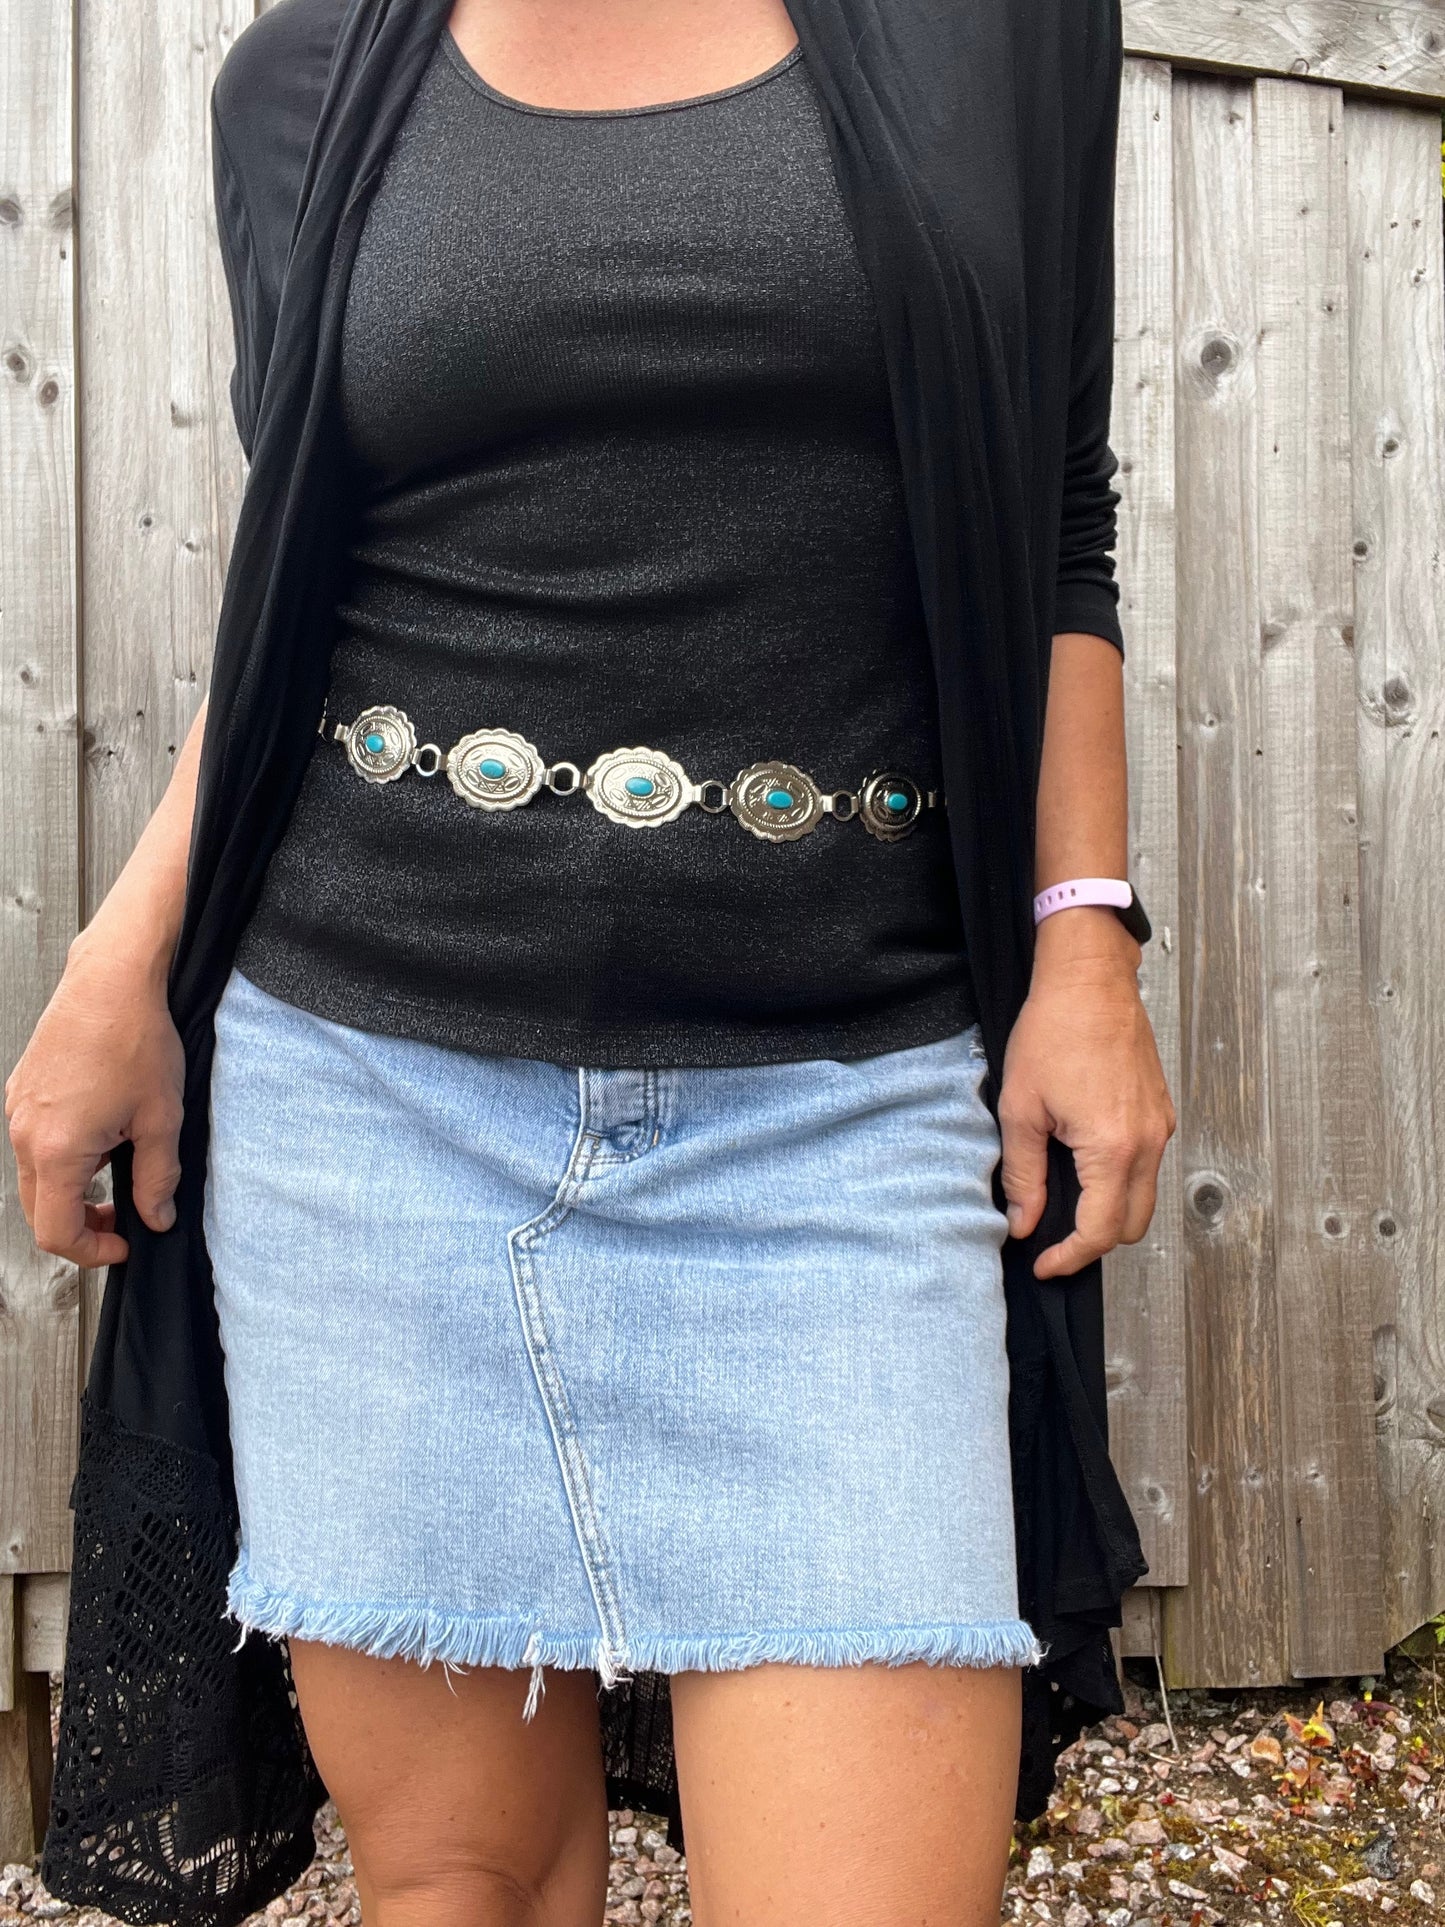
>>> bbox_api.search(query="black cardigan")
[42,4,1148,1922]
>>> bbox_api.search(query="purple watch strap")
[1033,876,1132,924]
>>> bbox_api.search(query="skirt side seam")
[507,1070,633,1714]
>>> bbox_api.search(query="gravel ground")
[3,1651,1441,1925]
[1009,1652,1444,1927]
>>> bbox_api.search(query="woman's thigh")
[287,1642,610,1927]
[669,1659,1021,1927]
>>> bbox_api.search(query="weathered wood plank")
[1104,56,1189,1590]
[0,1703,35,1866]
[1123,0,1445,106]
[0,1576,49,1865]
[0,1576,13,1714]
[0,1671,51,1867]
[1120,1581,1165,1659]
[1253,77,1386,1677]
[1162,71,1290,1689]
[1346,96,1445,1646]
[0,0,83,1581]
[18,1572,67,1675]
[76,0,250,950]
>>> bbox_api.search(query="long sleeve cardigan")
[41,4,1149,1922]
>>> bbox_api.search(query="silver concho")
[584,747,692,827]
[858,771,923,841]
[446,728,545,811]
[342,704,416,784]
[729,761,823,842]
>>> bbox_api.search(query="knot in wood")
[1199,332,1237,383]
[1382,674,1412,717]
[1187,1173,1228,1225]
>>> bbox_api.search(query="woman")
[8,0,1174,1923]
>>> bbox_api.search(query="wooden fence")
[2,0,1444,1863]
[1105,5,1445,1690]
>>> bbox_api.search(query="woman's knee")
[285,1642,610,1927]
[353,1838,596,1927]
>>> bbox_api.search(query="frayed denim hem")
[630,1620,1051,1675]
[227,1555,1048,1726]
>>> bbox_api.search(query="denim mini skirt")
[202,964,1044,1721]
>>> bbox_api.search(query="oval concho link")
[585,747,693,828]
[343,704,417,784]
[858,770,924,841]
[730,761,823,842]
[447,727,545,811]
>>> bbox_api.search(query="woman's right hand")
[5,695,208,1269]
[4,933,187,1269]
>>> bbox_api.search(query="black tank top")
[234,30,976,1067]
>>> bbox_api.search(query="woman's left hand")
[997,908,1176,1279]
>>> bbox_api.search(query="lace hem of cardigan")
[41,1394,325,1927]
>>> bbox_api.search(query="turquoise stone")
[479,757,507,779]
[363,731,385,754]
[766,788,794,809]
[625,776,655,797]
[886,790,911,813]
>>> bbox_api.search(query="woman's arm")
[4,699,208,1267]
[998,632,1175,1277]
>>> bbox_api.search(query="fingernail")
[157,1200,176,1230]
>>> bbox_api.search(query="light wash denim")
[203,964,1044,1723]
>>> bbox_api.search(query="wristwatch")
[1033,877,1152,946]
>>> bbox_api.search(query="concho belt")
[318,702,942,844]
